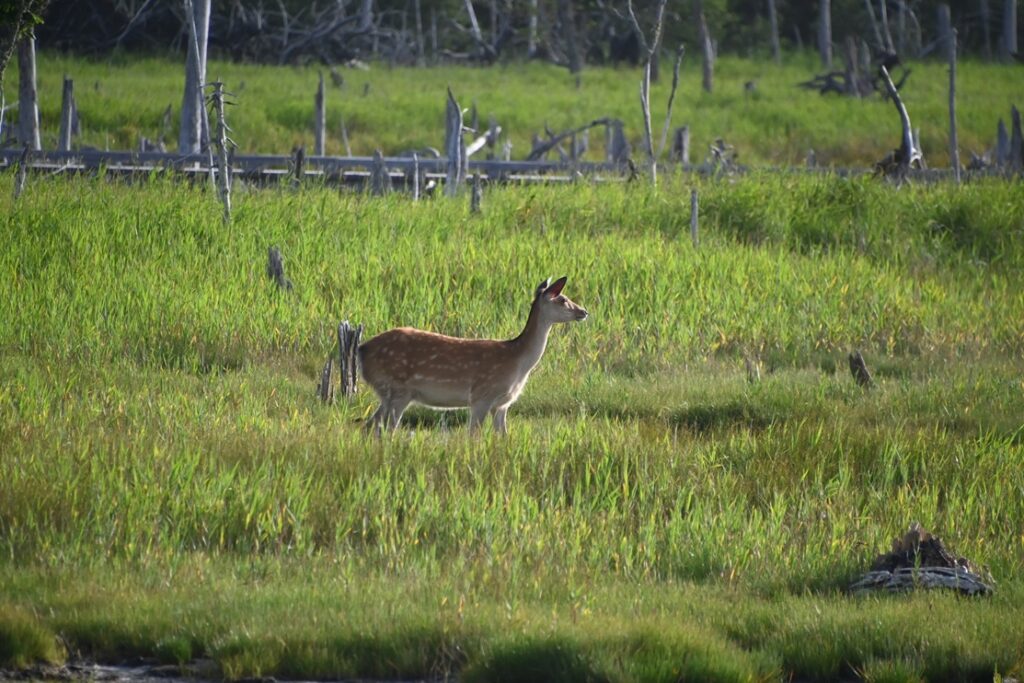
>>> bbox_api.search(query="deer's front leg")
[491,405,509,435]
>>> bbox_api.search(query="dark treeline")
[33,0,1023,66]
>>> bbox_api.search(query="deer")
[358,276,588,435]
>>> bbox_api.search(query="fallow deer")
[359,276,588,435]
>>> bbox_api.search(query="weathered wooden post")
[369,149,392,195]
[314,72,326,156]
[13,147,29,200]
[412,152,421,201]
[337,321,364,397]
[818,0,833,68]
[444,88,465,197]
[209,80,233,223]
[943,8,961,184]
[672,126,690,166]
[267,247,293,291]
[292,145,305,186]
[17,37,40,151]
[698,9,714,94]
[1001,0,1018,61]
[470,173,482,213]
[689,188,699,249]
[318,357,335,403]
[849,350,873,388]
[58,76,76,151]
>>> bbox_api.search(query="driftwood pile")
[849,523,993,596]
[968,105,1024,172]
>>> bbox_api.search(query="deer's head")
[533,276,588,324]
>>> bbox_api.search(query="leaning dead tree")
[874,63,923,181]
[444,87,465,197]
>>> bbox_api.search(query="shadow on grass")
[667,400,778,433]
[462,638,609,683]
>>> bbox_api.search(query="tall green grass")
[1,172,1023,680]
[21,53,1024,166]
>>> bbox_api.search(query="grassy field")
[19,51,1024,167]
[1,166,1023,681]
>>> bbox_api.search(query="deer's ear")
[544,276,568,298]
[535,278,551,298]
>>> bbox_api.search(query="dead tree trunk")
[943,7,961,183]
[210,81,233,224]
[528,0,538,57]
[767,0,782,64]
[699,10,714,93]
[17,37,40,151]
[557,0,582,79]
[337,321,363,397]
[444,88,465,197]
[58,76,75,151]
[1002,0,1018,60]
[314,72,326,156]
[980,0,993,59]
[179,0,210,154]
[414,0,425,65]
[819,0,833,68]
[879,0,895,52]
[849,351,873,387]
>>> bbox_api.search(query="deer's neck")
[509,303,552,371]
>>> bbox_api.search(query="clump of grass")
[0,605,63,669]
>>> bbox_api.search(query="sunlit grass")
[22,53,1024,166]
[1,172,1023,680]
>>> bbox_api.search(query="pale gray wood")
[1002,0,1018,59]
[267,247,293,291]
[767,0,781,64]
[689,188,699,248]
[672,126,690,165]
[412,153,420,201]
[818,0,833,68]
[17,38,40,151]
[470,173,482,212]
[369,149,392,195]
[339,112,352,157]
[699,10,714,93]
[444,88,464,196]
[314,72,326,156]
[318,357,335,403]
[528,0,538,57]
[179,0,210,154]
[58,76,74,151]
[995,119,1009,166]
[337,321,363,397]
[210,81,232,223]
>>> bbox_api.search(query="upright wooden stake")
[689,188,699,248]
[314,72,326,156]
[470,173,482,213]
[445,88,465,197]
[699,10,714,93]
[412,153,421,201]
[58,76,75,151]
[210,81,233,224]
[337,321,364,397]
[945,16,961,183]
[17,37,40,151]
